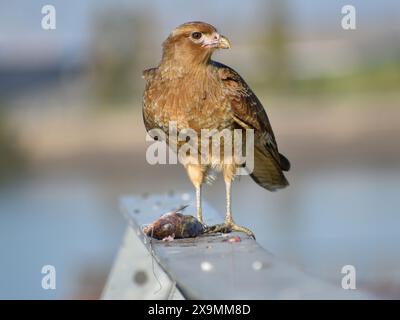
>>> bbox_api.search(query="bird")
[142,22,290,238]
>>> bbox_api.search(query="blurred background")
[0,0,399,299]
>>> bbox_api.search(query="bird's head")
[161,21,231,67]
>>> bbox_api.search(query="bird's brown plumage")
[142,21,290,192]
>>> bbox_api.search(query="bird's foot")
[205,221,256,239]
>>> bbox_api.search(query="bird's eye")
[191,32,202,40]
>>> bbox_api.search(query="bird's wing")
[142,67,159,132]
[213,61,290,172]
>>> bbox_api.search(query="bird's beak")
[202,33,231,49]
[217,35,231,49]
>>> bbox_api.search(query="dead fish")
[143,206,204,240]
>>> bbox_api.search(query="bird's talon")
[229,224,256,239]
[204,223,232,234]
[205,222,255,239]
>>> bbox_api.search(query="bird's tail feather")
[279,153,291,171]
[249,147,289,191]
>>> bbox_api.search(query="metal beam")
[103,193,370,299]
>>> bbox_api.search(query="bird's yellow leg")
[206,165,255,239]
[196,185,203,223]
[186,164,204,224]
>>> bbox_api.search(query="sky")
[1,0,399,62]
[0,0,399,97]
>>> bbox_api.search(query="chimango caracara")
[142,22,290,238]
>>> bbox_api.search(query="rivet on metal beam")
[200,261,214,272]
[133,270,148,286]
[252,261,263,271]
